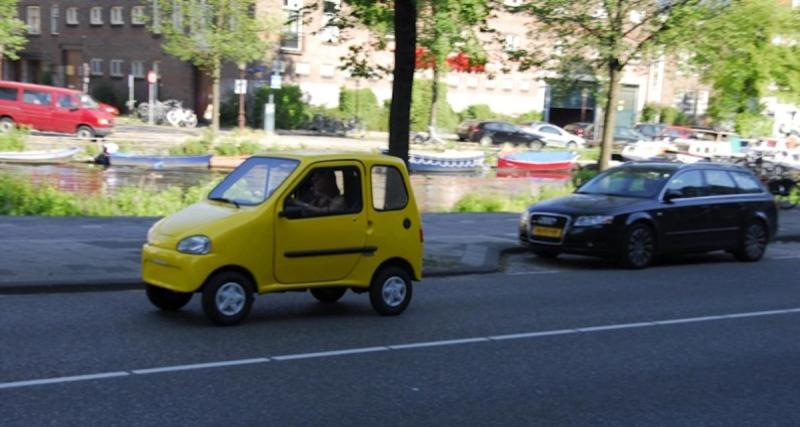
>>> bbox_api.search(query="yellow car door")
[273,161,369,284]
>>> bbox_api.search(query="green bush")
[0,128,27,151]
[213,140,263,156]
[452,185,574,213]
[458,104,542,126]
[169,130,214,155]
[734,113,774,138]
[641,103,660,123]
[0,173,221,216]
[252,85,308,130]
[339,87,389,132]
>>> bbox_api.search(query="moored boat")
[408,150,485,172]
[497,151,578,171]
[0,147,82,164]
[107,153,212,169]
[210,155,250,170]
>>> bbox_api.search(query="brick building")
[7,1,209,112]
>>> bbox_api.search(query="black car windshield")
[208,157,299,206]
[577,167,673,199]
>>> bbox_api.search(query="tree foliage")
[686,0,800,122]
[510,0,713,169]
[0,0,28,78]
[155,0,275,132]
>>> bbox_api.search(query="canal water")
[0,163,572,212]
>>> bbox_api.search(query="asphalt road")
[3,246,800,426]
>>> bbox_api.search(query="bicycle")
[767,177,799,209]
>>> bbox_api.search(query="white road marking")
[3,307,800,390]
[79,225,104,229]
[770,255,800,260]
[271,346,388,361]
[389,337,489,350]
[0,372,129,390]
[132,358,270,375]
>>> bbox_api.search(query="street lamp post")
[238,63,246,130]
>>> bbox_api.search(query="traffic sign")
[270,74,282,90]
[147,71,157,84]
[234,79,248,94]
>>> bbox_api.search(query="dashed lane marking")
[2,307,800,390]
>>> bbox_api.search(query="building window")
[26,6,41,35]
[50,5,59,34]
[131,61,145,78]
[131,6,146,25]
[90,58,104,76]
[110,60,124,77]
[320,0,340,43]
[281,0,302,51]
[110,7,124,25]
[90,7,103,25]
[504,34,520,51]
[66,7,79,25]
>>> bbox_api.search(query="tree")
[511,1,712,169]
[155,0,275,133]
[416,0,487,139]
[686,0,800,128]
[334,0,417,163]
[0,0,28,79]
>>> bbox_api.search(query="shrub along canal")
[0,162,573,213]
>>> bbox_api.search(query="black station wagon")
[519,162,779,268]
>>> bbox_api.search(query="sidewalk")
[1,210,799,294]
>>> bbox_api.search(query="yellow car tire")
[310,287,347,304]
[201,271,255,326]
[369,266,412,316]
[146,284,193,311]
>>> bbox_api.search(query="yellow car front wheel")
[201,271,255,326]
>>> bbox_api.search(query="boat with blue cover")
[107,153,212,169]
[497,151,578,171]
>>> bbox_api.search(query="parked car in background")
[580,125,646,147]
[0,81,114,138]
[456,119,480,141]
[468,121,545,149]
[522,122,586,149]
[519,162,777,268]
[564,122,594,140]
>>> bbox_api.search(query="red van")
[0,81,114,138]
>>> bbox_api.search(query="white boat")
[621,141,675,161]
[773,150,800,173]
[407,150,485,172]
[0,147,82,164]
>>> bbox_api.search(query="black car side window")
[731,171,764,194]
[665,171,706,198]
[704,170,738,196]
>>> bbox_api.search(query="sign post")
[82,63,90,94]
[266,72,281,135]
[234,78,248,130]
[147,70,157,125]
[127,74,135,114]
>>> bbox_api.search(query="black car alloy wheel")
[621,224,655,269]
[735,221,768,262]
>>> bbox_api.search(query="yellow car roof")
[252,151,406,167]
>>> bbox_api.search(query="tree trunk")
[428,65,439,135]
[211,61,221,134]
[599,62,622,171]
[388,0,417,164]
[0,53,4,80]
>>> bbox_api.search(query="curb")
[0,278,144,295]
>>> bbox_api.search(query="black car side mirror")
[663,190,681,203]
[279,205,304,219]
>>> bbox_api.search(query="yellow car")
[142,153,423,325]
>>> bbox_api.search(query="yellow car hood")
[155,200,241,238]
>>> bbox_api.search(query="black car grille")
[529,214,569,243]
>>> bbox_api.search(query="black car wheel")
[201,271,255,326]
[734,221,768,262]
[310,287,347,304]
[146,284,193,311]
[566,141,578,150]
[620,223,655,269]
[479,135,493,146]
